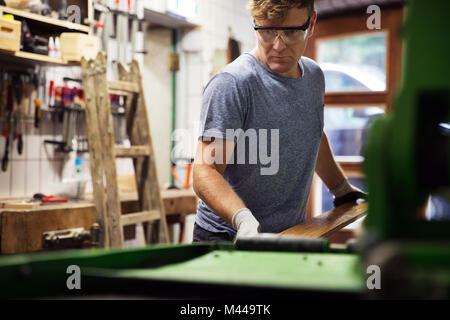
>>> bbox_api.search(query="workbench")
[0,189,198,254]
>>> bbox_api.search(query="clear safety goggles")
[253,16,311,45]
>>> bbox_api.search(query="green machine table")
[0,240,366,299]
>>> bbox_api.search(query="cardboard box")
[60,32,99,63]
[0,18,21,52]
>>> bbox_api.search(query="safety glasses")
[253,16,311,45]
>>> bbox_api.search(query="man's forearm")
[193,164,247,225]
[315,133,346,190]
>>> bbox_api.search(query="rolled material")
[235,234,329,253]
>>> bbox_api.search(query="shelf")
[0,49,79,67]
[144,8,199,29]
[0,5,90,33]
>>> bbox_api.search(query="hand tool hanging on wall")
[26,73,33,117]
[48,79,55,108]
[73,88,88,153]
[93,1,111,52]
[1,83,13,172]
[44,82,85,154]
[0,70,6,118]
[42,69,47,109]
[1,126,10,172]
[60,86,73,152]
[11,74,24,155]
[34,67,42,129]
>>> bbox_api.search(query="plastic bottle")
[75,157,83,198]
[48,36,55,58]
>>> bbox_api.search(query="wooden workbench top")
[0,189,198,214]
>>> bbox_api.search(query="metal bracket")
[42,223,100,250]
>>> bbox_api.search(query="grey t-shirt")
[196,53,325,235]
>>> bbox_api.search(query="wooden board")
[0,200,40,210]
[279,203,368,238]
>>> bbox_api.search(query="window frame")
[305,7,405,228]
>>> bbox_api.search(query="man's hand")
[330,179,368,207]
[232,208,260,238]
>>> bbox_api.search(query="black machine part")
[235,234,329,253]
[417,91,449,195]
[21,20,49,55]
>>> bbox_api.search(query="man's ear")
[307,11,318,38]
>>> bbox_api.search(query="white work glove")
[232,208,260,238]
[330,179,368,207]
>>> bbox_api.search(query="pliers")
[33,193,68,203]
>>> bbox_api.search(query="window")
[324,106,385,157]
[303,7,404,225]
[317,32,387,93]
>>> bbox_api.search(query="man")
[192,0,366,242]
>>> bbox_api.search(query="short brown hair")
[248,0,315,23]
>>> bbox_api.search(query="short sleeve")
[198,72,248,142]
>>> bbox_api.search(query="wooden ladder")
[81,52,170,248]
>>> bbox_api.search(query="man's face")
[254,7,316,78]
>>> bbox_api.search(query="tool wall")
[0,0,145,199]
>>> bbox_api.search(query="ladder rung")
[109,89,131,96]
[108,81,140,93]
[115,146,150,158]
[121,210,161,226]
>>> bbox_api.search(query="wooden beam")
[324,92,388,106]
[121,210,161,226]
[108,81,139,93]
[115,146,151,158]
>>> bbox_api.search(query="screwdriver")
[34,98,41,129]
[2,83,13,172]
[34,68,42,129]
[1,133,9,172]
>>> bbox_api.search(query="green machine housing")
[363,0,450,299]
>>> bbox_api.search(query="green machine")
[0,0,449,300]
[362,0,450,299]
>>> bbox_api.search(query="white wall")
[174,0,256,165]
[143,29,173,188]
